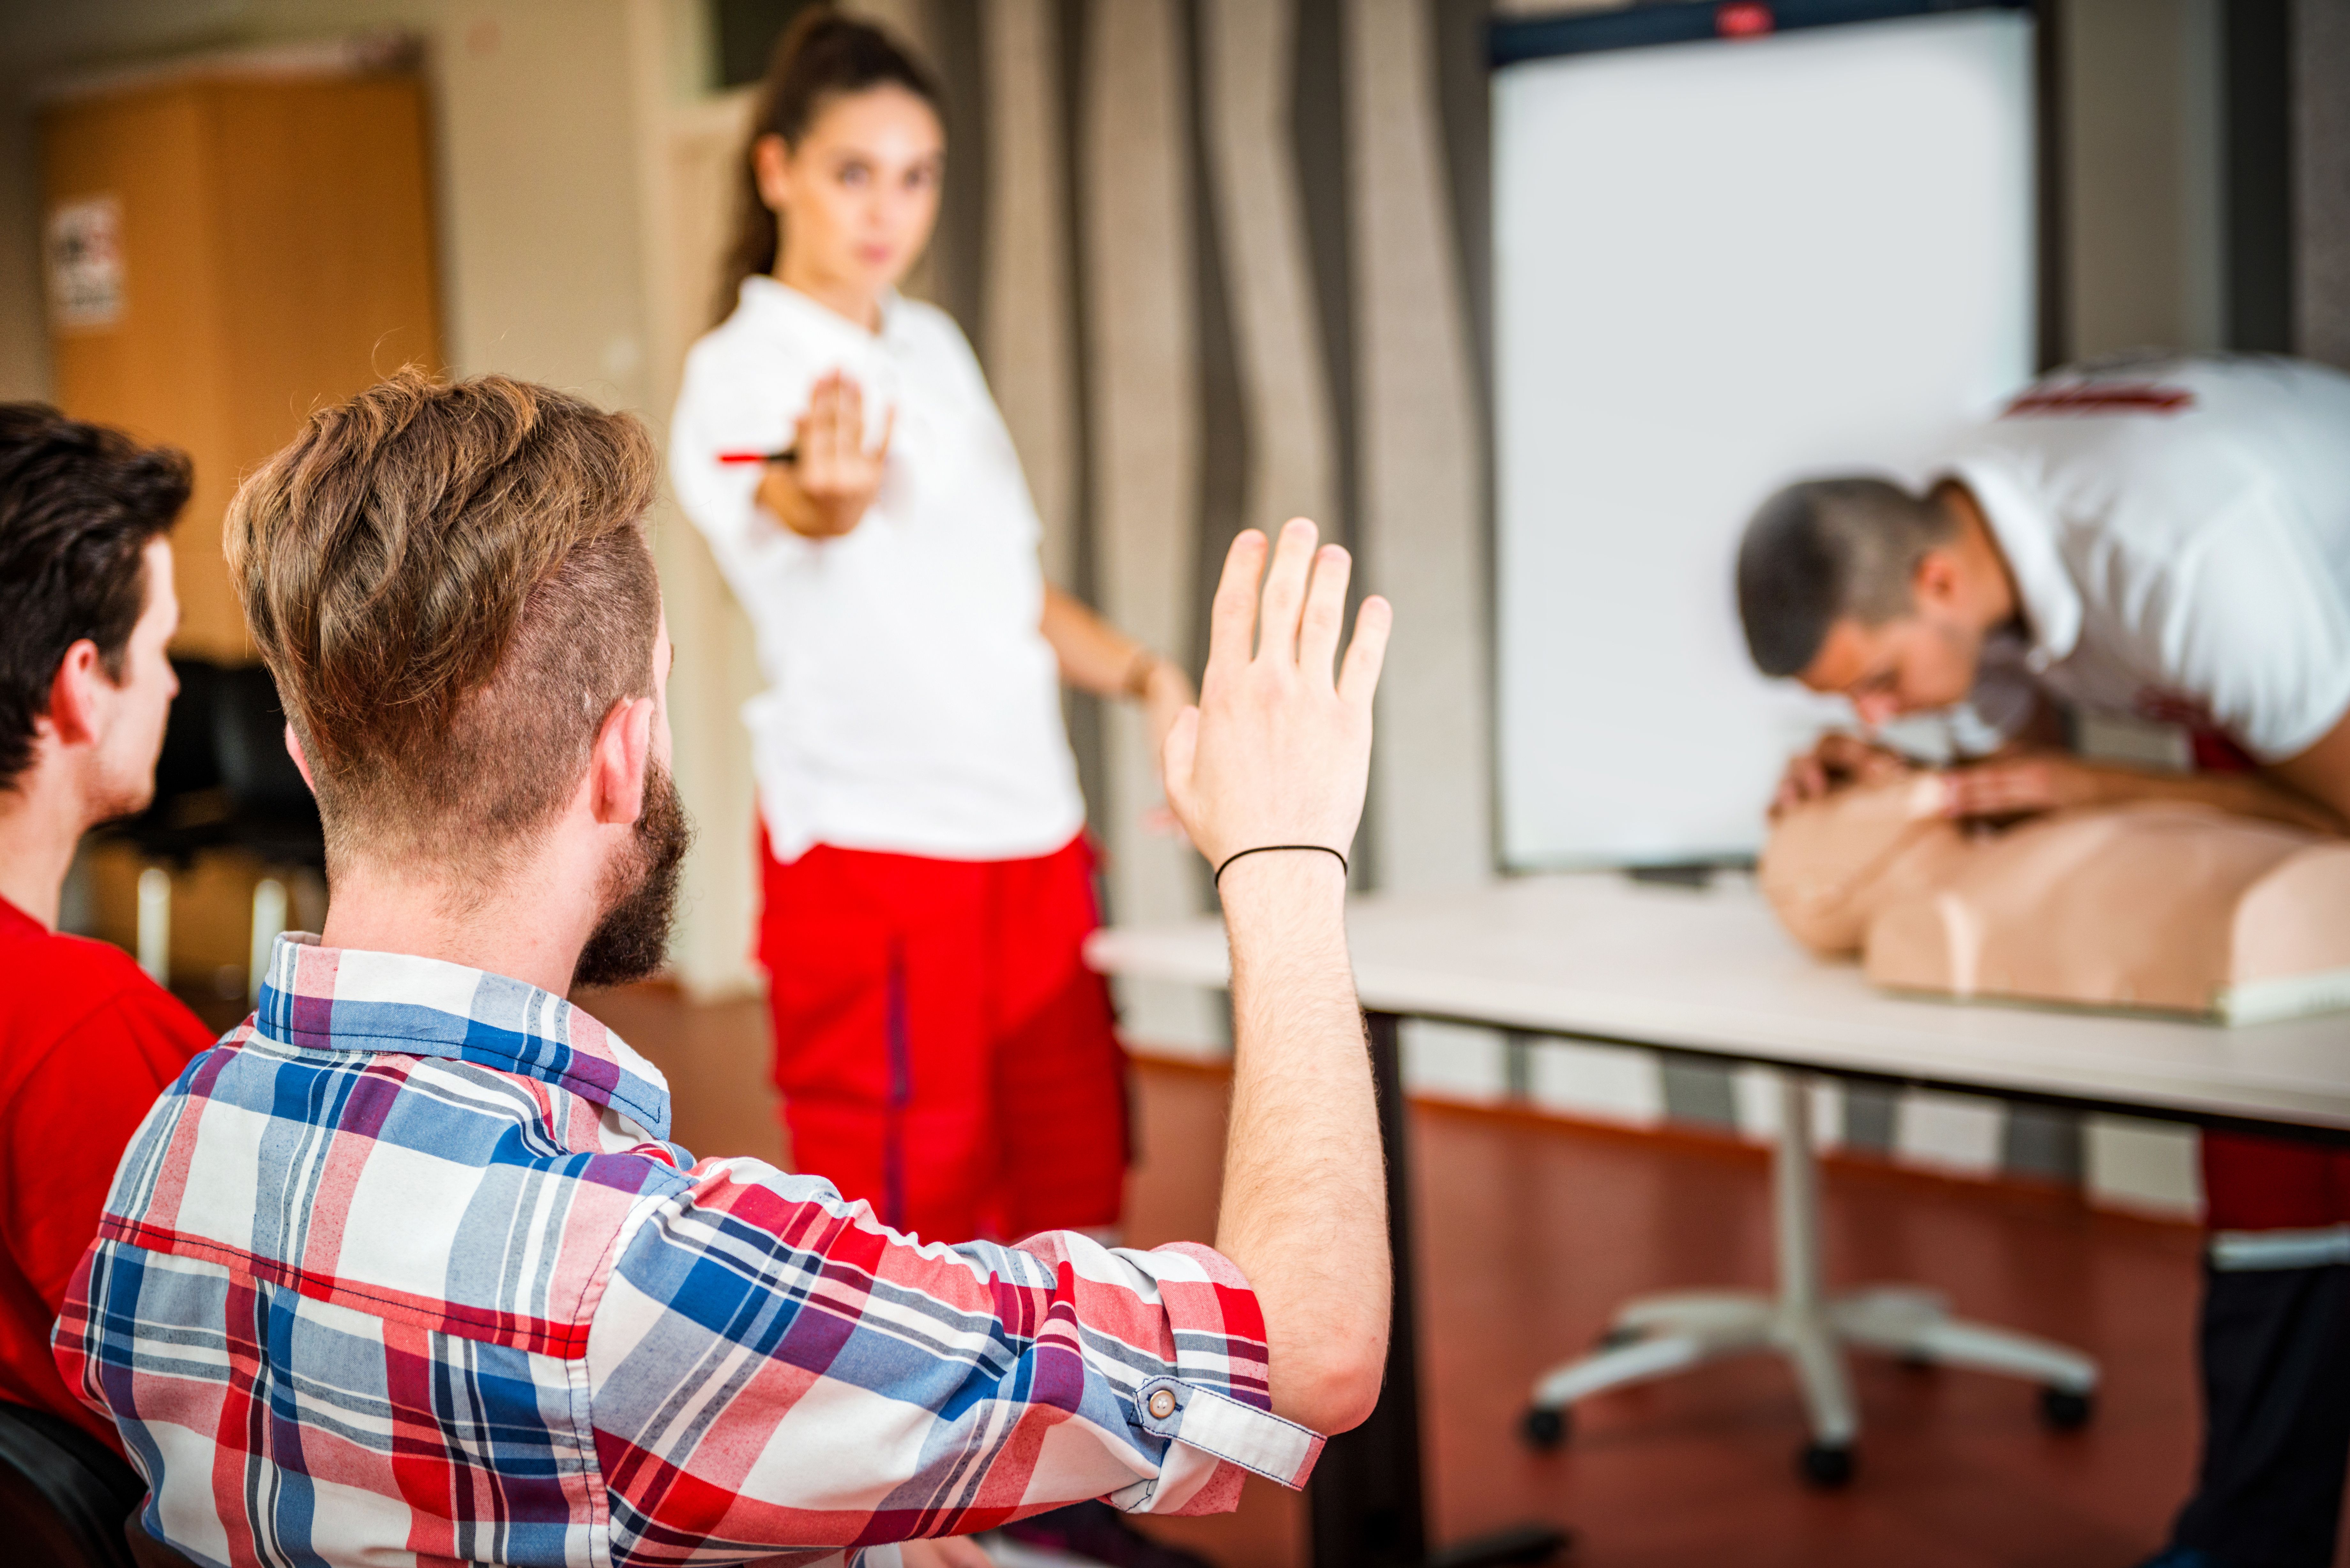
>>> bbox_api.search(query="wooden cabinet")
[40,64,443,660]
[40,55,441,985]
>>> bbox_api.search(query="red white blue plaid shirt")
[54,937,1319,1568]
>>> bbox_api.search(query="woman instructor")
[671,11,1190,1248]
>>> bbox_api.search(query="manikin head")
[718,8,946,321]
[1735,477,2004,728]
[0,405,191,838]
[225,372,691,989]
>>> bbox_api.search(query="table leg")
[1773,1071,1854,1483]
[1308,1013,1571,1568]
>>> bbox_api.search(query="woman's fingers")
[792,405,819,471]
[818,379,845,474]
[1206,530,1269,682]
[839,376,866,463]
[1297,544,1352,687]
[1336,594,1391,710]
[802,380,841,482]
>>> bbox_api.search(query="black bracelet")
[1212,844,1349,888]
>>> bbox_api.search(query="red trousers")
[2203,1132,2350,1231]
[758,832,1128,1244]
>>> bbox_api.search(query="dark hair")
[1735,477,1955,678]
[226,370,659,878]
[0,404,190,791]
[714,6,944,322]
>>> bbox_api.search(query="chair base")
[1520,1072,2099,1484]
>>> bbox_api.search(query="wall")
[1,1,655,404]
[2062,0,2227,357]
[2300,0,2350,369]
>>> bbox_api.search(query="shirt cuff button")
[1148,1388,1178,1420]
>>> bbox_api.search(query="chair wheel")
[1797,1442,1854,1489]
[2039,1385,2094,1430]
[1521,1406,1570,1449]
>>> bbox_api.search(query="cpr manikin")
[1759,774,2350,1022]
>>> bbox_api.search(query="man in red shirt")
[0,404,213,1453]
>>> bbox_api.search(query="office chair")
[210,663,324,871]
[94,659,324,993]
[98,658,232,868]
[0,1400,143,1568]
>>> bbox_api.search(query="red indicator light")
[1717,2,1775,37]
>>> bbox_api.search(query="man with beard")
[55,372,1396,1568]
[0,405,212,1458]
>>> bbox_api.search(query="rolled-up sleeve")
[584,1156,1321,1564]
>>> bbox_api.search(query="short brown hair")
[227,371,659,875]
[1736,477,1955,678]
[0,405,190,791]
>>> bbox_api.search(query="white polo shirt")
[670,278,1084,863]
[1934,354,2350,763]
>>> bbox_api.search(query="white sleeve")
[2156,497,2350,762]
[667,338,814,574]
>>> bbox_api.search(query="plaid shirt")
[55,937,1319,1568]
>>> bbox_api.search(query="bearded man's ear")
[587,697,655,828]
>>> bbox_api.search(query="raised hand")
[759,369,895,539]
[1191,519,1395,1436]
[1161,519,1391,876]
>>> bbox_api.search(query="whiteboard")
[1493,10,2036,869]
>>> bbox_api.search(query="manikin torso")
[1758,776,2350,1022]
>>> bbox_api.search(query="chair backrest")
[0,1401,143,1568]
[210,664,324,868]
[97,659,230,866]
[149,659,224,803]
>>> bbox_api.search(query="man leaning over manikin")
[1735,351,2350,1568]
[52,370,1396,1568]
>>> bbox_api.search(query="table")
[1085,872,2350,1565]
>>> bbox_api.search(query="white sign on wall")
[1493,11,2036,869]
[45,195,125,331]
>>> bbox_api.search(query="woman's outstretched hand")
[758,369,895,539]
[1161,520,1391,874]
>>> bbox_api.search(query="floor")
[579,984,2240,1568]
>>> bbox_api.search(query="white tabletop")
[1085,872,2350,1134]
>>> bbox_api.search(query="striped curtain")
[869,0,1498,1043]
